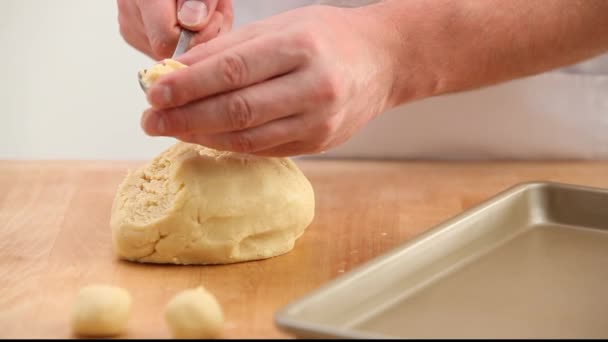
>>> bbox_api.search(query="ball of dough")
[110,142,315,265]
[71,284,132,337]
[165,286,224,339]
[138,59,186,87]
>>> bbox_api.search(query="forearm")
[365,0,608,107]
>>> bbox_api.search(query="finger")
[177,0,218,31]
[189,11,224,47]
[117,0,155,58]
[252,141,320,157]
[138,0,181,59]
[148,34,308,108]
[176,21,261,66]
[119,19,156,59]
[219,20,231,35]
[177,115,308,154]
[141,72,311,136]
[216,0,233,33]
[178,136,314,157]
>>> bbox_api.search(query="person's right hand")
[117,0,233,60]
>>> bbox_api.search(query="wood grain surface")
[2,159,608,339]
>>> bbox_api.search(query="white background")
[0,0,313,160]
[2,1,607,160]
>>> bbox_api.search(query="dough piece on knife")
[138,59,187,87]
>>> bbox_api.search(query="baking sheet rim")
[274,180,608,338]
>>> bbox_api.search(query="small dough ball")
[109,142,315,265]
[165,286,224,339]
[71,284,132,337]
[138,59,187,87]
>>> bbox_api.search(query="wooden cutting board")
[2,159,608,339]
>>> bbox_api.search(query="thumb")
[177,0,218,31]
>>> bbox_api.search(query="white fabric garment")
[232,0,608,160]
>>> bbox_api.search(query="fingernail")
[156,114,166,135]
[160,85,172,106]
[178,0,208,27]
[149,85,172,107]
[142,111,166,136]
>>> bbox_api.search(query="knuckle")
[167,108,192,134]
[219,53,249,87]
[226,94,254,130]
[229,133,255,153]
[314,73,340,103]
[116,0,129,13]
[309,114,341,152]
[292,30,321,61]
[298,113,317,132]
[117,15,131,40]
[149,35,172,57]
[317,118,337,138]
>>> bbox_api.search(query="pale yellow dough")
[165,286,224,339]
[112,59,314,265]
[71,285,132,337]
[110,141,315,265]
[138,59,187,87]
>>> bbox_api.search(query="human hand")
[140,5,410,157]
[117,0,233,60]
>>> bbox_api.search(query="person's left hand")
[140,4,430,156]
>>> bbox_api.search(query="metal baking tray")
[275,181,608,339]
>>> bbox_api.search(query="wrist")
[355,0,451,110]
